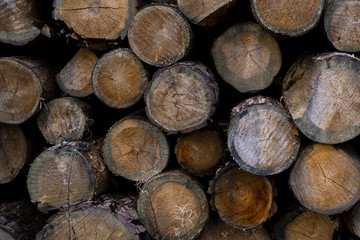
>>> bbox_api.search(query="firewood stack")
[0,0,359,239]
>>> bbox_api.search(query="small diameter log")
[137,171,209,239]
[324,0,360,52]
[212,22,281,93]
[228,96,300,175]
[128,4,192,67]
[346,201,360,238]
[92,48,148,109]
[175,127,225,176]
[290,144,360,215]
[103,112,169,182]
[144,62,219,134]
[37,97,91,145]
[177,0,236,26]
[27,141,110,213]
[210,164,275,230]
[274,208,340,240]
[198,217,272,240]
[0,123,27,184]
[0,199,49,240]
[0,0,43,45]
[56,48,98,97]
[36,195,148,240]
[53,0,139,40]
[283,52,360,144]
[250,0,325,37]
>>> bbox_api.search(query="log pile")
[0,0,359,239]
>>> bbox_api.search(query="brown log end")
[128,4,192,67]
[290,144,360,215]
[212,22,281,93]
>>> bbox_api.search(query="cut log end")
[228,96,300,175]
[0,58,41,124]
[290,144,360,215]
[212,22,281,93]
[37,98,88,145]
[103,114,169,182]
[137,171,209,239]
[213,165,274,230]
[128,4,192,67]
[251,0,325,36]
[324,0,360,52]
[92,48,148,109]
[145,62,218,134]
[283,52,360,144]
[56,48,98,97]
[0,123,27,184]
[175,127,225,176]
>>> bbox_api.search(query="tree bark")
[290,144,360,215]
[128,4,192,67]
[283,52,360,144]
[228,96,300,175]
[212,22,281,93]
[27,140,110,213]
[144,61,219,134]
[103,111,169,182]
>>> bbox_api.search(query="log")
[0,0,44,45]
[92,48,148,109]
[228,96,300,175]
[27,141,110,213]
[0,199,49,240]
[56,48,98,98]
[37,97,92,145]
[128,4,192,67]
[346,201,360,238]
[324,0,360,52]
[211,22,281,93]
[0,123,27,184]
[36,195,148,240]
[174,126,225,176]
[53,0,140,40]
[283,52,360,144]
[250,0,325,36]
[177,0,236,26]
[274,208,340,240]
[198,217,272,240]
[137,171,209,239]
[209,163,276,230]
[290,144,360,215]
[144,61,219,134]
[151,0,176,3]
[103,112,169,182]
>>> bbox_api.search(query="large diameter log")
[0,123,27,184]
[251,0,325,37]
[92,48,148,109]
[103,112,169,182]
[144,62,219,134]
[210,163,276,230]
[128,4,192,67]
[274,208,340,240]
[137,171,209,239]
[37,97,91,145]
[27,141,110,213]
[324,0,360,52]
[0,199,49,240]
[283,52,360,144]
[212,22,281,93]
[53,0,140,40]
[290,144,360,215]
[177,0,236,26]
[175,126,225,176]
[56,48,98,98]
[228,96,300,175]
[36,195,148,240]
